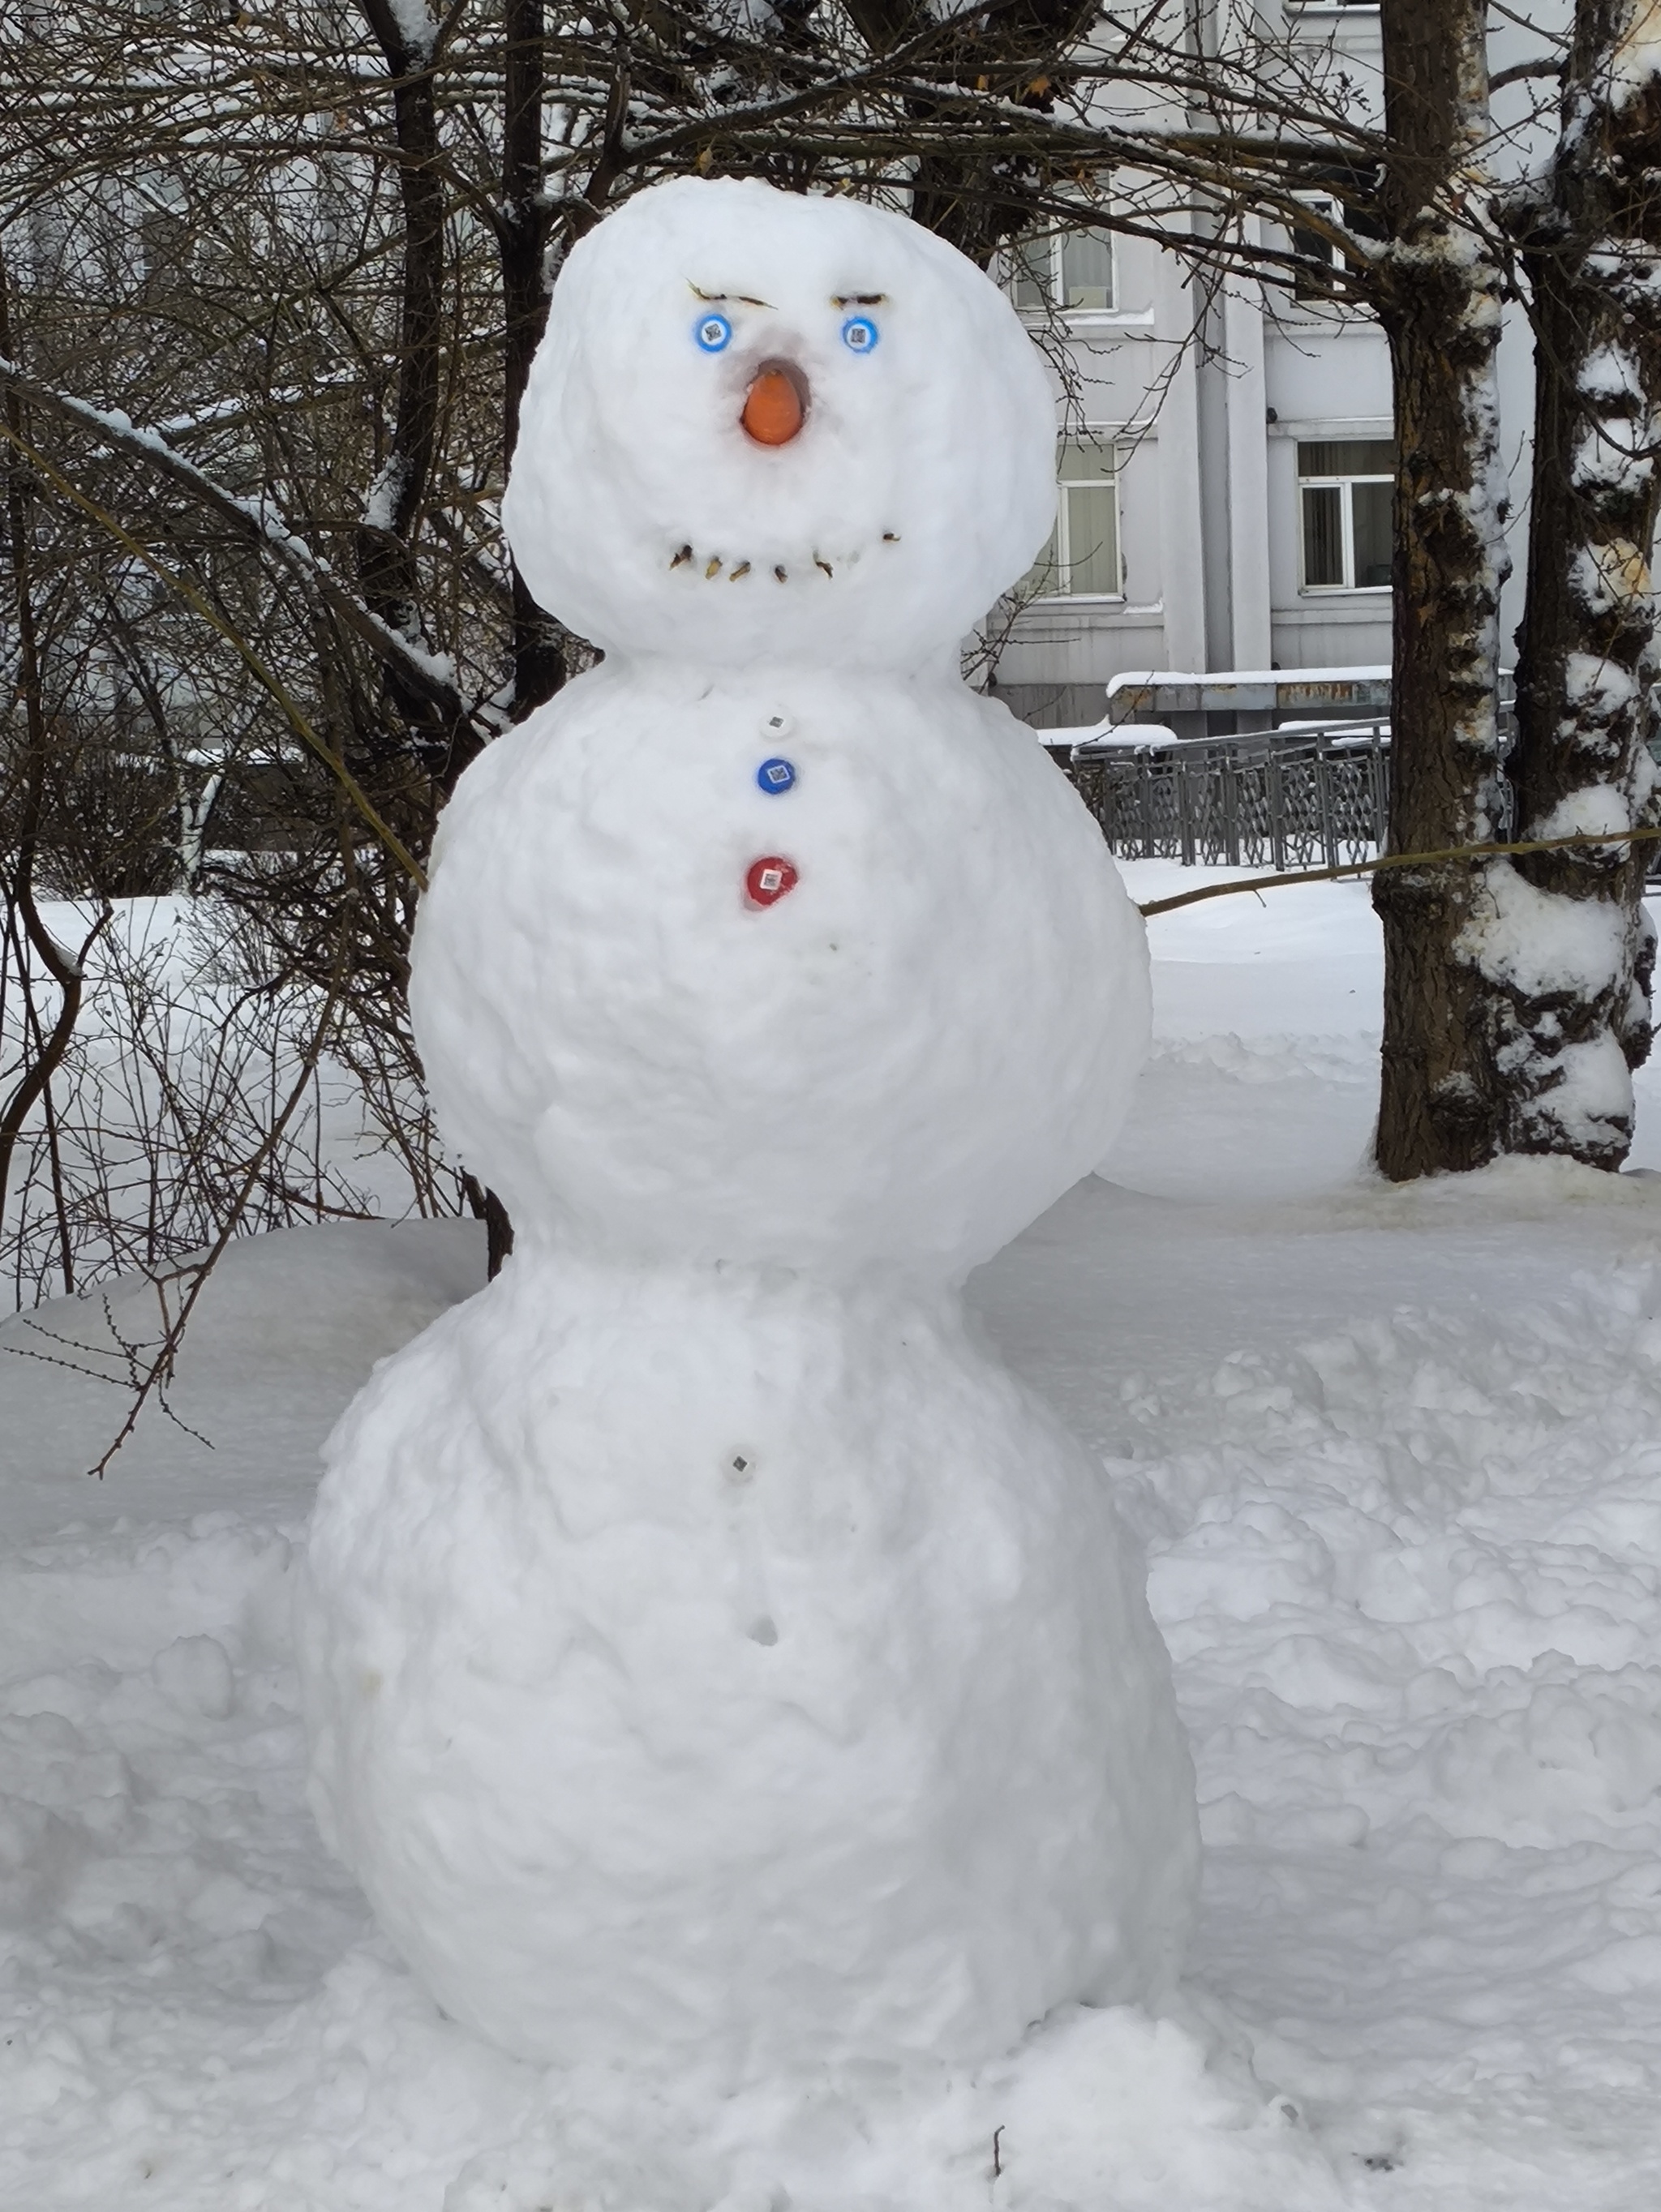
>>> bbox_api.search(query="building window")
[1029,440,1121,597]
[1290,195,1367,303]
[1011,226,1116,313]
[1298,439,1393,590]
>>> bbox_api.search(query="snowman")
[298,177,1198,2090]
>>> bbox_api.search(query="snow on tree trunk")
[1501,0,1661,1168]
[1371,0,1515,1180]
[354,0,451,766]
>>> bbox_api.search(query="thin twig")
[85,962,349,1477]
[0,419,429,891]
[0,353,478,747]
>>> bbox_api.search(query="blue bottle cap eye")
[695,312,733,352]
[841,315,878,353]
[757,757,797,793]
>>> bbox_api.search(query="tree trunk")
[1371,0,1513,1179]
[0,252,106,1233]
[501,0,566,721]
[1503,0,1661,1168]
[461,1170,517,1278]
[356,0,453,769]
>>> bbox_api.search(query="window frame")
[1296,440,1395,594]
[1010,224,1118,316]
[1028,435,1124,601]
[1287,191,1373,307]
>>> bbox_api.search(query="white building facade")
[990,2,1556,734]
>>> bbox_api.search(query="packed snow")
[8,867,1661,2204]
[306,177,1197,2086]
[1607,0,1661,109]
[500,178,1057,673]
[407,665,1152,1275]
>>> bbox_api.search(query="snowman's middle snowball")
[410,664,1150,1275]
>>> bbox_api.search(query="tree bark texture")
[1504,0,1661,1168]
[356,0,454,769]
[1371,0,1513,1180]
[0,254,102,1232]
[500,0,567,721]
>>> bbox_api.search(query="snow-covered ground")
[6,864,1661,2207]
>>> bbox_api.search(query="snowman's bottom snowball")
[298,1253,1198,2079]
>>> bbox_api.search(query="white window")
[1029,440,1122,597]
[1298,439,1393,590]
[1011,226,1116,313]
[1289,195,1367,303]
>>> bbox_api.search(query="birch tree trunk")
[1502,0,1661,1168]
[1371,0,1514,1179]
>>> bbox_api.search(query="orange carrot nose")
[740,361,809,447]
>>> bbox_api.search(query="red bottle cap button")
[745,855,798,907]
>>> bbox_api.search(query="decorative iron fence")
[1064,718,1531,873]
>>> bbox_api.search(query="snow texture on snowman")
[298,176,1199,2086]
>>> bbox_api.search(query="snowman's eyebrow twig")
[689,282,774,308]
[832,294,886,307]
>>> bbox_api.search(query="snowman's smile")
[667,531,900,583]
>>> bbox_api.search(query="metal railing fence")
[1067,720,1531,873]
[1065,722,1394,871]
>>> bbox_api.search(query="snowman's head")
[502,177,1057,673]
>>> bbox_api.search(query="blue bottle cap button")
[757,757,797,793]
